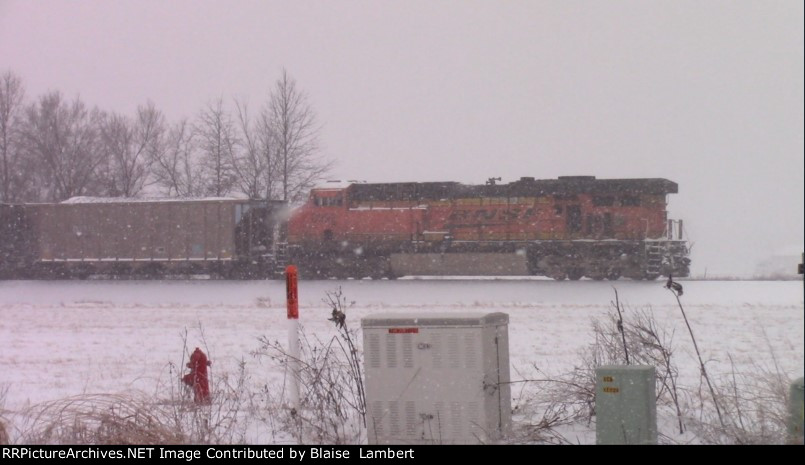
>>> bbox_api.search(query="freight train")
[0,176,691,280]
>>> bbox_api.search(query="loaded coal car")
[11,198,287,279]
[287,176,690,280]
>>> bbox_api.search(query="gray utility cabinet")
[362,312,511,445]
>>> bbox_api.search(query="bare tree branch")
[231,99,268,199]
[269,69,331,202]
[0,71,29,202]
[97,102,164,197]
[150,119,204,197]
[195,98,237,197]
[21,92,104,201]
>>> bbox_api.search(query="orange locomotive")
[288,176,690,280]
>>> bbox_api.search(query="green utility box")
[595,365,657,445]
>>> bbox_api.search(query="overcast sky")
[1,0,802,277]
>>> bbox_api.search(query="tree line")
[0,69,331,204]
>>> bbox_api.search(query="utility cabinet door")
[416,327,489,444]
[365,328,421,444]
[365,326,491,444]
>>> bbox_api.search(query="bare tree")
[22,92,104,201]
[230,100,267,199]
[98,102,165,197]
[268,69,330,202]
[257,105,281,200]
[150,119,205,197]
[196,98,237,197]
[230,99,284,200]
[0,71,29,202]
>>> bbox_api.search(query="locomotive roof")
[346,177,678,201]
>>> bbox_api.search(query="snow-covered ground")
[0,278,802,443]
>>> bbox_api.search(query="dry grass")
[1,384,10,444]
[14,392,183,444]
[0,421,8,445]
[684,355,793,444]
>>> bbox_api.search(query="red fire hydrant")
[182,347,211,405]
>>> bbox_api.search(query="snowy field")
[0,278,802,444]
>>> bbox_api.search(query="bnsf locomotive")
[289,176,690,281]
[0,176,690,280]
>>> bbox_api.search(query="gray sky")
[1,0,803,277]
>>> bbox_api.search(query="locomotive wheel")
[332,267,351,280]
[567,268,584,281]
[588,268,606,280]
[606,269,622,281]
[385,269,399,280]
[369,261,389,280]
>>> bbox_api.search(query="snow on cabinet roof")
[61,196,244,204]
[362,312,509,328]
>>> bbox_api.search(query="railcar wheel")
[181,263,203,277]
[73,264,93,280]
[138,262,165,279]
[110,263,132,279]
[49,263,69,279]
[310,268,330,280]
[567,268,584,281]
[526,257,540,276]
[218,264,236,280]
[606,269,622,281]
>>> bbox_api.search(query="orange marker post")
[286,265,300,413]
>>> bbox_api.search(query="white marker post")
[286,265,300,413]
